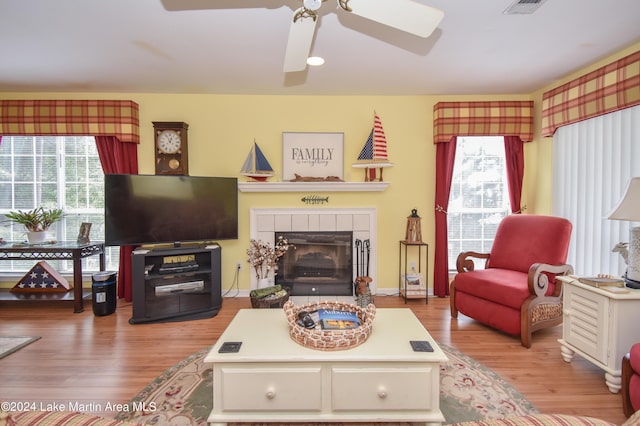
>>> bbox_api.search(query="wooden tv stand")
[130,244,222,324]
[206,308,448,425]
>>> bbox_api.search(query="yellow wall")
[2,40,638,292]
[0,93,519,291]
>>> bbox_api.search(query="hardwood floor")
[0,295,629,425]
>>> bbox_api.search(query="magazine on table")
[318,308,360,330]
[577,276,624,288]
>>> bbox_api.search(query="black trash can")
[92,272,117,316]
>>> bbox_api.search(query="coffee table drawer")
[219,366,322,411]
[331,366,436,411]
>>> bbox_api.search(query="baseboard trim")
[221,287,431,298]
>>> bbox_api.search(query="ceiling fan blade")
[283,8,318,72]
[341,0,444,38]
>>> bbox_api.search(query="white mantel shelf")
[237,181,390,193]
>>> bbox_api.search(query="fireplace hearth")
[276,231,353,296]
[249,207,377,294]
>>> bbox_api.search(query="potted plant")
[5,207,64,243]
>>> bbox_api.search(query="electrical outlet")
[410,261,417,272]
[236,261,242,271]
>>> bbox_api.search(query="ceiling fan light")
[303,0,323,11]
[307,56,325,66]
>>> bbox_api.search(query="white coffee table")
[206,307,448,425]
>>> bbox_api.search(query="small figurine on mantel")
[405,209,423,243]
[289,174,343,182]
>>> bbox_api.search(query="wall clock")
[153,121,189,175]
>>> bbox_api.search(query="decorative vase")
[26,231,48,244]
[257,278,271,289]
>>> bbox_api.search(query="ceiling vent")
[503,0,548,14]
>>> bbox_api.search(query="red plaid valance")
[541,50,640,137]
[433,101,534,144]
[0,100,140,143]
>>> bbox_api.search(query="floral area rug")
[115,343,537,425]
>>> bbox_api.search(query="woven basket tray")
[251,291,290,309]
[283,300,376,351]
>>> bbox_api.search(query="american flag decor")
[353,112,393,182]
[11,261,70,293]
[357,113,389,161]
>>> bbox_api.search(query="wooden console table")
[0,241,106,313]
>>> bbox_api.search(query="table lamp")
[608,177,640,289]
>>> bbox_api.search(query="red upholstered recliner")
[622,343,640,417]
[450,214,573,348]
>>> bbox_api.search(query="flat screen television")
[104,174,238,246]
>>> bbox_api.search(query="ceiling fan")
[284,0,444,72]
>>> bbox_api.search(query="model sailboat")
[352,113,393,182]
[240,140,275,181]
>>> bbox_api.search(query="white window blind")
[552,104,640,277]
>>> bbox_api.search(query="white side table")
[557,276,640,393]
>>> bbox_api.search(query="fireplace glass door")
[275,231,353,296]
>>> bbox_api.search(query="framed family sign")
[282,132,344,181]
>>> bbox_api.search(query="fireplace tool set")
[354,239,373,307]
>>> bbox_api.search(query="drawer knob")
[377,387,388,399]
[265,388,276,400]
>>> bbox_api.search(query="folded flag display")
[12,260,70,293]
[318,309,360,330]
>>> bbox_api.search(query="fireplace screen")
[275,231,353,296]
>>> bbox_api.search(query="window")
[552,105,640,277]
[447,136,510,269]
[0,136,119,273]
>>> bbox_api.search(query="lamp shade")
[608,177,640,287]
[608,177,640,221]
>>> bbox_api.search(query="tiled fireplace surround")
[249,208,378,295]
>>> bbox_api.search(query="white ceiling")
[1,0,639,96]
